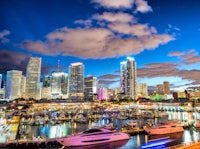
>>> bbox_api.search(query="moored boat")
[145,122,184,135]
[56,128,130,147]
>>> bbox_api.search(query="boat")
[142,111,154,118]
[56,128,130,147]
[117,113,127,120]
[126,120,138,127]
[145,122,184,135]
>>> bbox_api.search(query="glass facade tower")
[6,70,22,99]
[26,57,41,100]
[68,62,84,99]
[120,57,137,99]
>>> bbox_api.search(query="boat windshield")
[83,129,102,134]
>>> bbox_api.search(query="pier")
[0,136,62,148]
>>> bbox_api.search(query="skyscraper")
[84,75,98,100]
[68,62,84,99]
[6,70,22,99]
[137,83,148,98]
[163,81,170,94]
[43,75,52,88]
[26,57,41,100]
[156,84,164,94]
[20,76,26,98]
[120,57,137,99]
[51,72,68,99]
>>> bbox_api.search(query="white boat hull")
[57,132,130,146]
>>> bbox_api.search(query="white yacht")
[145,122,184,135]
[57,128,130,147]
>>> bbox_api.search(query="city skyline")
[1,0,200,91]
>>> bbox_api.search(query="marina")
[0,101,200,148]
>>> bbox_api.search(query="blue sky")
[0,0,200,91]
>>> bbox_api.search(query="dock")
[0,137,62,148]
[121,128,146,134]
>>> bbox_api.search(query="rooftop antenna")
[57,59,60,72]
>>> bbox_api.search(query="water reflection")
[18,111,200,148]
[64,140,129,149]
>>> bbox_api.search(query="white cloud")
[135,0,152,13]
[19,0,173,59]
[93,12,136,23]
[109,23,156,37]
[92,0,134,9]
[20,26,174,59]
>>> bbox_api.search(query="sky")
[1,0,200,91]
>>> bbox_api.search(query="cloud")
[138,61,200,86]
[165,24,181,37]
[109,23,157,36]
[167,24,180,31]
[20,26,174,59]
[135,0,152,13]
[181,49,200,65]
[0,50,31,74]
[0,30,10,44]
[168,51,185,57]
[92,0,134,9]
[18,0,173,59]
[92,0,152,13]
[98,74,119,79]
[141,34,174,49]
[20,40,52,55]
[138,62,179,78]
[98,79,119,86]
[93,12,136,23]
[74,19,92,27]
[179,69,200,85]
[0,50,55,75]
[168,49,200,65]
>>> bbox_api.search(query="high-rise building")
[137,83,148,98]
[68,62,84,99]
[26,57,41,100]
[6,70,22,99]
[84,75,98,100]
[51,72,68,99]
[0,74,2,88]
[43,75,52,88]
[20,76,26,98]
[41,87,51,99]
[120,57,137,99]
[156,84,164,94]
[163,81,170,94]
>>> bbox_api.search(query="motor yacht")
[57,128,130,147]
[145,122,184,135]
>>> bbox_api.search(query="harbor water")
[18,111,200,149]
